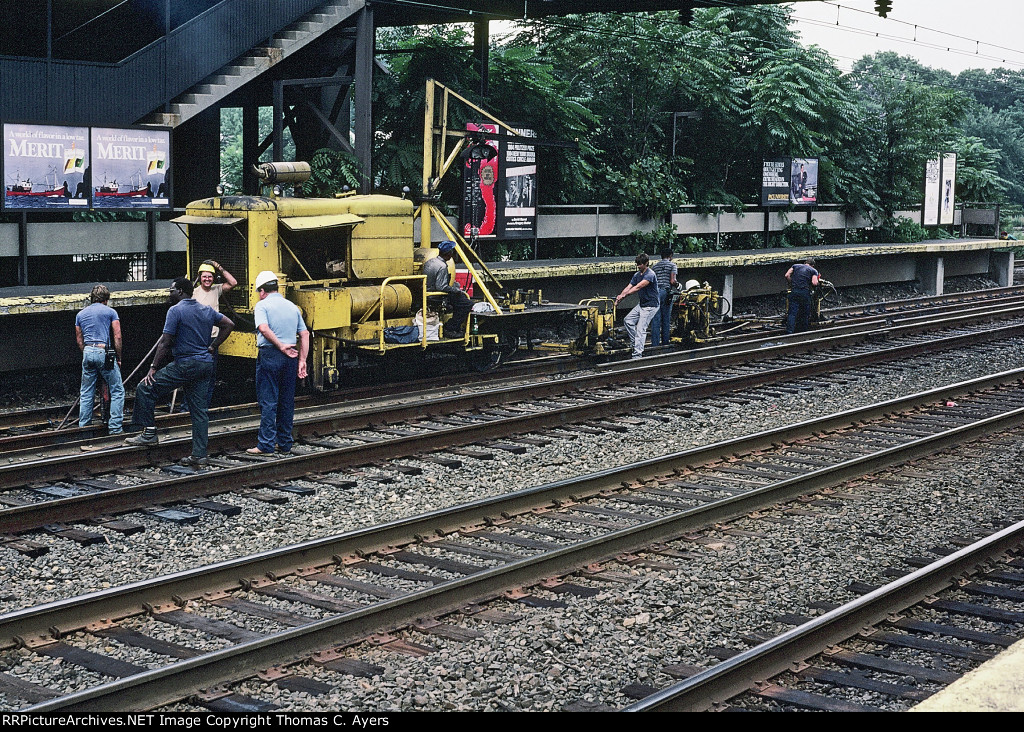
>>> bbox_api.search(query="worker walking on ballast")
[784,257,820,334]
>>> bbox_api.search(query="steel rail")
[16,378,1024,711]
[624,517,1024,712]
[2,372,1024,647]
[2,318,1024,535]
[6,300,1024,472]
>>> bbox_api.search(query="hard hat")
[197,263,216,274]
[685,279,701,290]
[438,240,456,254]
[253,270,278,291]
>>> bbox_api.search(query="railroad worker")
[784,257,820,334]
[649,248,678,347]
[75,284,125,434]
[193,259,237,408]
[246,270,309,456]
[125,277,233,466]
[422,240,473,339]
[615,252,660,359]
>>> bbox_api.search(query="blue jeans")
[649,288,673,346]
[79,346,125,432]
[132,357,213,458]
[624,304,659,359]
[786,289,812,334]
[256,347,298,453]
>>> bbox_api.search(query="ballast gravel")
[1,279,1024,711]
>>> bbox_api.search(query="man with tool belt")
[125,277,233,466]
[75,284,125,434]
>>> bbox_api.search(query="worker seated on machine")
[423,240,472,338]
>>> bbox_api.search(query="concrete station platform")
[912,637,1024,711]
[0,237,1014,371]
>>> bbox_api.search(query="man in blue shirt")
[615,253,660,359]
[422,240,472,339]
[649,248,678,347]
[247,270,309,456]
[784,258,820,334]
[75,284,124,434]
[125,277,233,465]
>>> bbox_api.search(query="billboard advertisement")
[761,156,819,207]
[939,153,957,226]
[761,158,790,206]
[923,156,941,226]
[90,127,171,210]
[790,157,818,205]
[3,123,90,210]
[461,123,500,241]
[501,127,537,239]
[461,123,538,242]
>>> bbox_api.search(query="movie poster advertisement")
[923,156,941,226]
[3,123,90,210]
[761,157,819,207]
[501,127,537,239]
[790,157,818,205]
[90,127,171,209]
[939,152,957,226]
[461,123,539,242]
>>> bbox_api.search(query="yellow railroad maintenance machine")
[172,81,724,389]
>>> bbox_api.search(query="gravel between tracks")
[1,277,1023,711]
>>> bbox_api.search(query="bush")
[778,221,823,248]
[872,216,928,244]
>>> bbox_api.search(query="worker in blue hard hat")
[422,240,472,339]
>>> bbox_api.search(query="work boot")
[179,455,208,467]
[124,431,158,446]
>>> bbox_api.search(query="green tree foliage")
[217,6,1020,248]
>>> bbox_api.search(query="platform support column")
[916,256,944,296]
[719,273,734,317]
[989,250,1014,287]
[354,4,374,192]
[18,212,28,286]
[147,211,157,280]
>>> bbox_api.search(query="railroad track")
[6,284,1024,441]
[3,308,1024,541]
[627,521,1024,712]
[4,369,1024,711]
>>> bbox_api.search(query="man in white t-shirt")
[193,260,237,407]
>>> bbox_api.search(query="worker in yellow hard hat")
[192,259,237,408]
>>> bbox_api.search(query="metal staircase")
[142,0,362,128]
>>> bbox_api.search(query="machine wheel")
[469,346,503,372]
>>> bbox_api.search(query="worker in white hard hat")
[247,270,309,455]
[191,259,237,408]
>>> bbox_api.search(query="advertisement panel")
[461,124,539,242]
[3,123,90,210]
[761,157,790,206]
[501,127,537,239]
[939,152,957,226]
[461,123,500,241]
[790,157,818,205]
[762,157,819,207]
[90,126,171,210]
[923,156,941,226]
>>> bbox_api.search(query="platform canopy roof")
[373,0,825,25]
